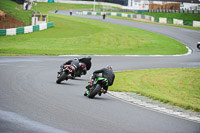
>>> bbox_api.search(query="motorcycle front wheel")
[88,84,101,98]
[197,44,200,50]
[56,72,68,84]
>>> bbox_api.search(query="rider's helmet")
[74,57,79,61]
[80,63,87,75]
[106,65,113,71]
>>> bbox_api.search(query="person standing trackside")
[70,9,72,16]
[102,12,106,20]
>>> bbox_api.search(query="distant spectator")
[102,12,106,20]
[70,9,72,16]
[55,9,58,13]
[25,3,28,10]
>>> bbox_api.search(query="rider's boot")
[98,92,102,96]
[84,88,90,96]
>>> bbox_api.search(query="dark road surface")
[0,10,200,133]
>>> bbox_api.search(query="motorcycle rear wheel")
[56,72,68,84]
[88,84,101,98]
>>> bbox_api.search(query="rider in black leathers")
[79,56,92,71]
[58,56,92,78]
[59,57,79,78]
[85,65,115,95]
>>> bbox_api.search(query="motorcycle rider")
[58,57,80,78]
[79,56,92,71]
[84,65,115,96]
[58,56,92,79]
[77,56,92,76]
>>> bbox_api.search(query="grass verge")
[140,12,200,21]
[35,2,101,14]
[109,68,200,112]
[109,16,200,30]
[0,13,187,55]
[89,11,200,30]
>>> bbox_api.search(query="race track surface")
[0,10,200,133]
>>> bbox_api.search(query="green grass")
[140,12,200,21]
[87,11,200,30]
[35,2,102,14]
[0,13,187,55]
[108,16,200,31]
[0,0,32,26]
[95,11,200,21]
[0,2,187,55]
[109,68,200,112]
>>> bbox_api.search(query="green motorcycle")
[85,77,108,98]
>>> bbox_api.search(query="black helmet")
[106,65,113,71]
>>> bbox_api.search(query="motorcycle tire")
[197,44,200,50]
[88,84,101,98]
[56,72,68,84]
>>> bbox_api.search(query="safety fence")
[0,22,54,36]
[77,11,200,27]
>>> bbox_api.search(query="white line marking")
[108,91,200,123]
[0,110,69,133]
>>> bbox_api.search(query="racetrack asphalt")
[0,10,200,133]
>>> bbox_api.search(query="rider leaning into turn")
[85,65,115,95]
[59,57,80,78]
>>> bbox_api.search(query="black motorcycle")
[56,56,92,83]
[85,77,108,98]
[56,65,74,84]
[73,62,87,78]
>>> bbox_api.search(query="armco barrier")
[16,27,24,34]
[174,19,183,25]
[136,14,142,19]
[193,21,200,27]
[159,18,167,24]
[7,28,16,35]
[106,12,111,16]
[167,18,173,24]
[141,15,145,19]
[154,17,159,23]
[24,26,33,33]
[122,13,128,17]
[0,29,6,36]
[33,25,39,32]
[47,22,54,28]
[0,22,54,36]
[183,20,193,26]
[151,17,154,22]
[145,15,150,20]
[133,14,137,18]
[116,13,120,16]
[111,12,117,16]
[78,11,200,28]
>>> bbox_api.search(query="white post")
[94,0,95,11]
